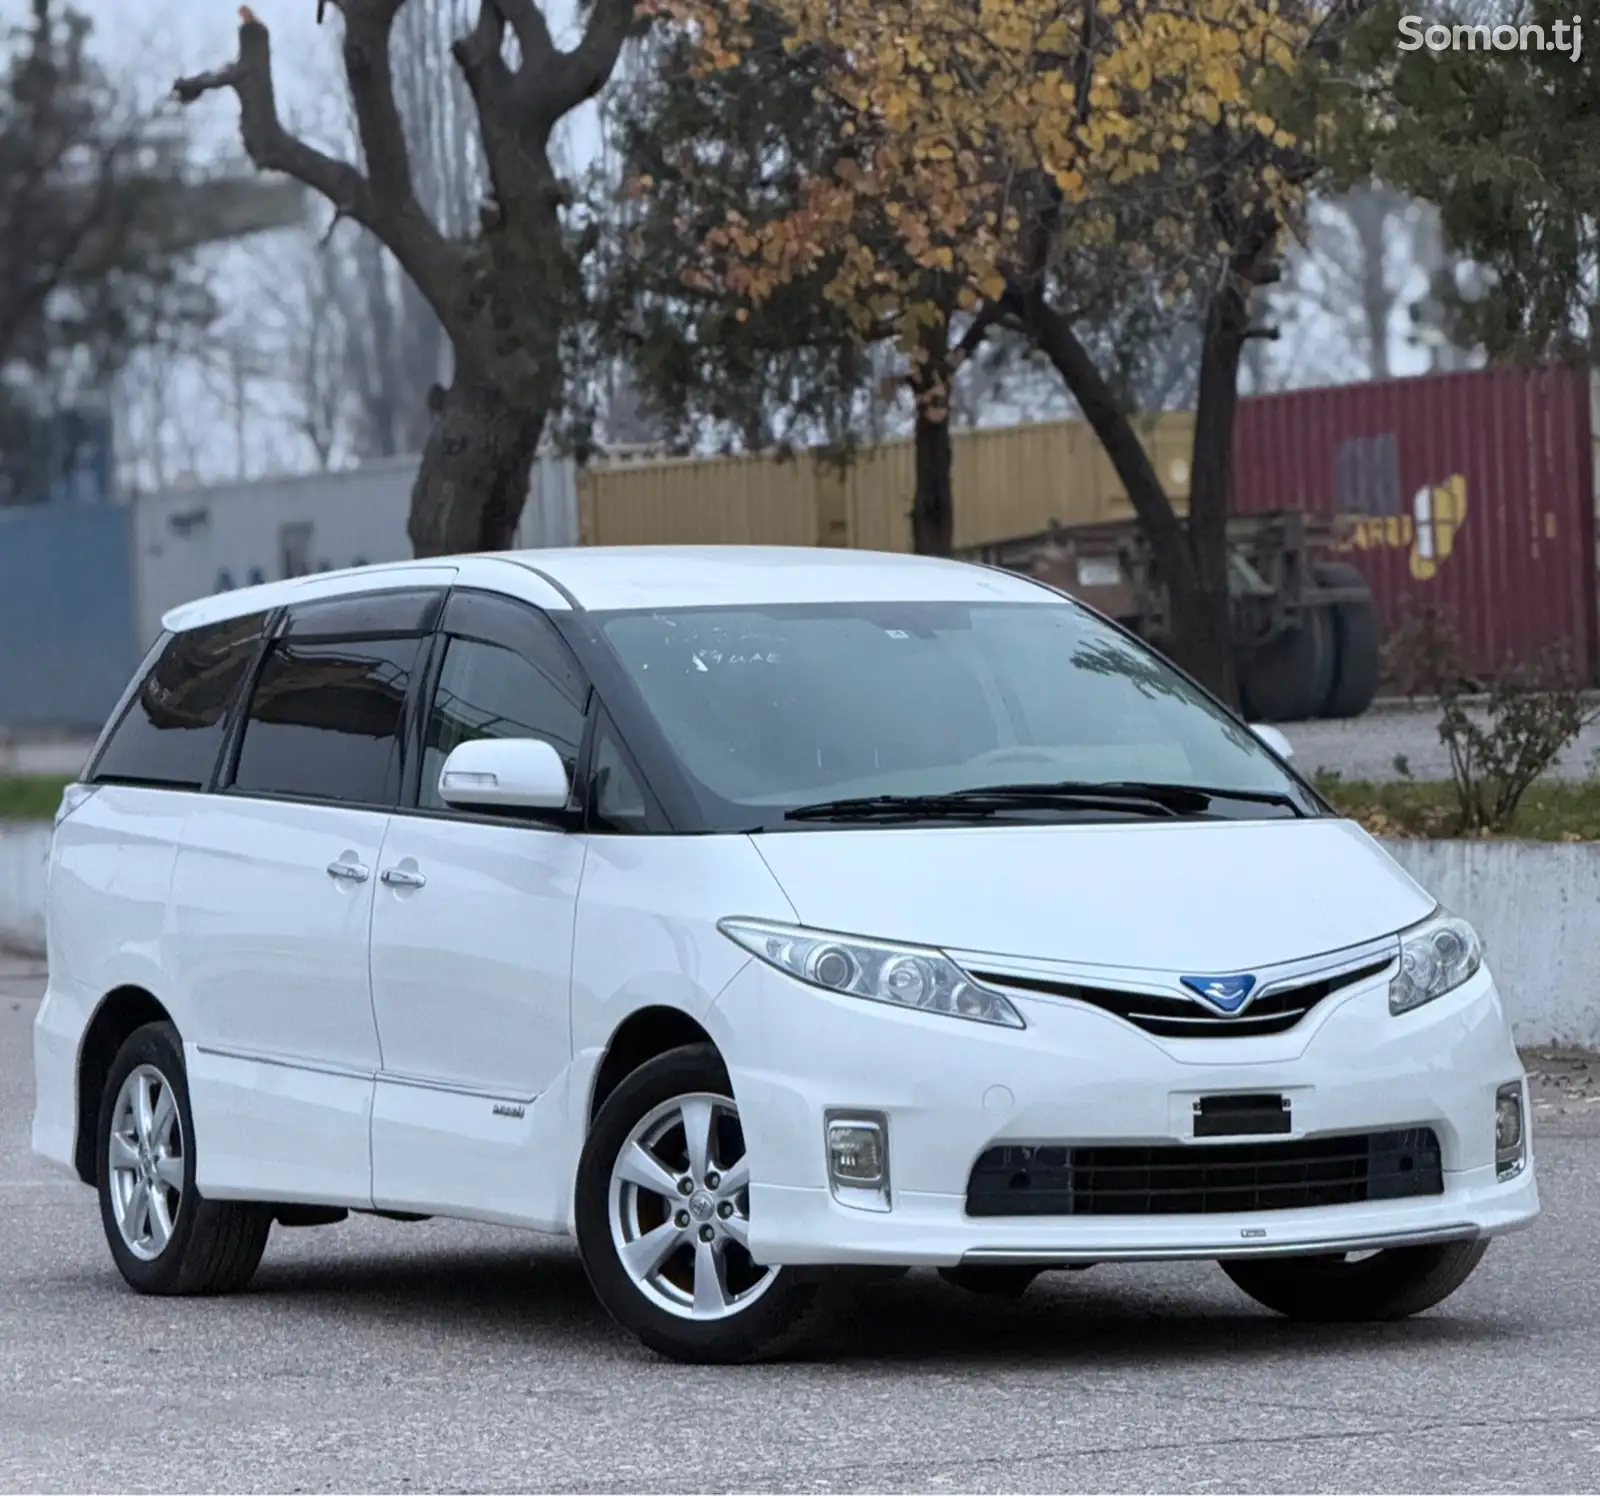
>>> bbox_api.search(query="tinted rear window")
[92,613,269,790]
[230,637,422,806]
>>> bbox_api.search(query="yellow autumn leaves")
[653,0,1311,346]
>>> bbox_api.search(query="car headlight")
[1389,909,1483,1015]
[717,918,1025,1029]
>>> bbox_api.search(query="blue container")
[0,503,137,732]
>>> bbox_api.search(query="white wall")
[0,822,50,957]
[1383,840,1600,1049]
[129,456,581,647]
[3,823,1596,1046]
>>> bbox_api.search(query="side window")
[231,636,422,806]
[590,727,650,833]
[92,612,269,789]
[420,637,586,811]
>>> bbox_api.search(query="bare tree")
[336,0,485,459]
[174,1,637,555]
[244,230,360,469]
[1265,186,1478,389]
[110,344,209,493]
[1,0,212,502]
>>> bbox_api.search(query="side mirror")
[437,737,571,811]
[1249,723,1295,762]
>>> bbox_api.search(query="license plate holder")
[1193,1093,1291,1137]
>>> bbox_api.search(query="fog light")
[825,1111,890,1211]
[1496,1083,1527,1181]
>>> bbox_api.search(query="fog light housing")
[1495,1083,1527,1181]
[825,1111,890,1212]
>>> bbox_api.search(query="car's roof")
[508,545,1058,610]
[159,545,1059,633]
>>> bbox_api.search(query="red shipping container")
[1231,366,1599,682]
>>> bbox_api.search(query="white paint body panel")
[30,785,187,1177]
[32,547,1539,1273]
[748,818,1435,974]
[706,943,1534,1266]
[367,817,587,1219]
[169,796,389,1205]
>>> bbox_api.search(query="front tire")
[1219,1240,1489,1321]
[96,1021,273,1295]
[575,1043,839,1363]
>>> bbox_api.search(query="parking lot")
[3,953,1599,1494]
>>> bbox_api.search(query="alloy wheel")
[607,1090,778,1320]
[107,1064,185,1261]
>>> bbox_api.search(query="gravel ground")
[4,954,1600,1494]
[1284,704,1600,784]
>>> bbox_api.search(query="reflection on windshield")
[1069,635,1264,760]
[598,601,1308,829]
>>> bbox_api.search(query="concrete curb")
[0,822,48,962]
[1365,691,1600,716]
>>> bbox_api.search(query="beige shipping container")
[578,450,841,549]
[578,412,1198,551]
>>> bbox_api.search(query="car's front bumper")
[706,956,1539,1269]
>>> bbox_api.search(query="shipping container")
[130,454,580,648]
[577,415,1198,552]
[1231,366,1598,683]
[578,366,1599,682]
[579,450,834,548]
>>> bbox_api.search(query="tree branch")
[491,0,559,69]
[337,1,419,213]
[453,0,550,211]
[174,10,460,321]
[1010,285,1193,582]
[952,302,1003,367]
[544,0,637,124]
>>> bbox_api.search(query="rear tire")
[1219,1240,1489,1321]
[575,1043,843,1364]
[1315,561,1382,719]
[96,1021,273,1295]
[1239,605,1337,723]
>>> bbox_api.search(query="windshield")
[596,599,1317,830]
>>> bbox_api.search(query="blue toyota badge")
[1179,973,1258,1015]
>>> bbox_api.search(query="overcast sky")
[81,0,600,167]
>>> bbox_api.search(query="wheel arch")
[74,986,176,1185]
[588,1004,720,1126]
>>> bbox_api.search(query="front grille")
[965,1128,1443,1217]
[968,957,1393,1039]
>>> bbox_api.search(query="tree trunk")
[1179,250,1261,711]
[910,406,954,556]
[1019,294,1240,703]
[407,374,544,557]
[909,331,956,556]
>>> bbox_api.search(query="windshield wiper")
[783,780,1305,824]
[1085,780,1306,814]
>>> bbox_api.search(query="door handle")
[381,866,427,890]
[326,859,370,884]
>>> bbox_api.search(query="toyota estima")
[33,546,1535,1362]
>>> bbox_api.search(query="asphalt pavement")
[3,953,1599,1494]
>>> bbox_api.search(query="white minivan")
[32,546,1537,1362]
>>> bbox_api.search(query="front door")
[367,593,591,1221]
